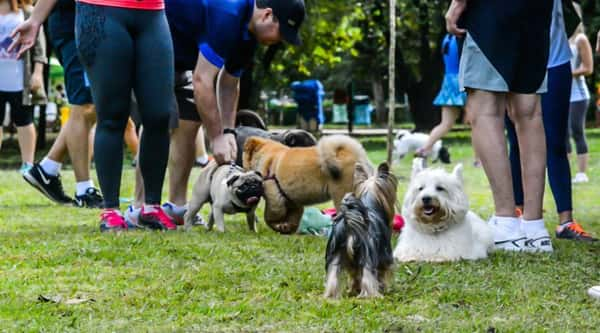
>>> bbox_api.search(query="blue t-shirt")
[441,34,460,75]
[165,0,257,77]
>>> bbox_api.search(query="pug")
[184,161,264,232]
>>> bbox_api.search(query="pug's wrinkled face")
[226,171,264,206]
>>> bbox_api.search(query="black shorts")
[174,71,201,123]
[458,0,552,94]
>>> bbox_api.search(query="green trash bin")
[332,104,348,123]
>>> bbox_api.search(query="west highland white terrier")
[393,159,493,262]
[393,130,451,164]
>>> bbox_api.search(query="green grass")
[1,134,599,332]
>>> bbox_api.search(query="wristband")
[223,128,237,138]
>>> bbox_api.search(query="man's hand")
[445,0,467,37]
[210,133,237,165]
[30,71,43,92]
[8,18,42,59]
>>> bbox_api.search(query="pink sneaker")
[139,205,177,230]
[99,209,128,232]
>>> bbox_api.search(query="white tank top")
[0,10,25,92]
[569,39,590,102]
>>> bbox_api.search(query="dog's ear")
[226,175,240,187]
[377,162,390,176]
[452,163,464,182]
[284,132,297,147]
[242,136,265,169]
[254,170,263,178]
[440,146,451,164]
[411,157,425,180]
[354,163,370,186]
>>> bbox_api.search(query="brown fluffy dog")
[243,135,373,234]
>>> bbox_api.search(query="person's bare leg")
[124,118,139,156]
[195,125,208,161]
[16,124,36,164]
[467,89,515,217]
[576,153,588,174]
[507,93,546,221]
[65,104,96,182]
[170,120,200,205]
[422,106,459,152]
[88,124,96,164]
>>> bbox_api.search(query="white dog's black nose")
[422,196,432,205]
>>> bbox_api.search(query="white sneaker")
[572,173,589,183]
[588,286,600,300]
[124,205,142,227]
[521,220,553,253]
[488,216,526,252]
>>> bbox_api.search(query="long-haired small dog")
[393,158,493,262]
[324,162,398,298]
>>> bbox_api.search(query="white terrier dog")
[393,130,450,164]
[393,159,493,262]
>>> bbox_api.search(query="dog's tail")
[439,146,451,164]
[235,109,267,131]
[317,135,373,180]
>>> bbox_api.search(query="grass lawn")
[0,132,599,332]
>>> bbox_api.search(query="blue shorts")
[48,9,93,106]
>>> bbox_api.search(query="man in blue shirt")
[166,0,305,165]
[144,0,305,224]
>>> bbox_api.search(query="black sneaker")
[74,187,104,208]
[23,163,73,205]
[556,221,598,242]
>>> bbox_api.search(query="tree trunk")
[371,76,386,125]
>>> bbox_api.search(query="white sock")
[143,204,158,213]
[76,180,95,196]
[521,218,548,238]
[196,155,209,164]
[40,157,62,176]
[494,216,521,229]
[169,202,187,215]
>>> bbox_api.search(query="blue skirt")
[433,74,466,107]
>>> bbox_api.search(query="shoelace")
[567,222,592,237]
[101,210,127,228]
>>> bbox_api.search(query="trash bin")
[291,80,325,131]
[353,95,373,125]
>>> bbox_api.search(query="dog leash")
[263,172,297,207]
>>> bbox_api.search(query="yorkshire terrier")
[324,162,398,298]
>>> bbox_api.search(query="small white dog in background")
[393,158,493,262]
[393,129,451,164]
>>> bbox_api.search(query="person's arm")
[30,21,48,92]
[9,0,58,58]
[193,52,236,164]
[596,30,600,54]
[573,34,594,77]
[216,69,240,130]
[445,0,467,37]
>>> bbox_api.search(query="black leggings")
[567,99,589,155]
[75,3,174,208]
[0,91,34,127]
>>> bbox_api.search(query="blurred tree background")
[240,0,600,130]
[241,0,448,131]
